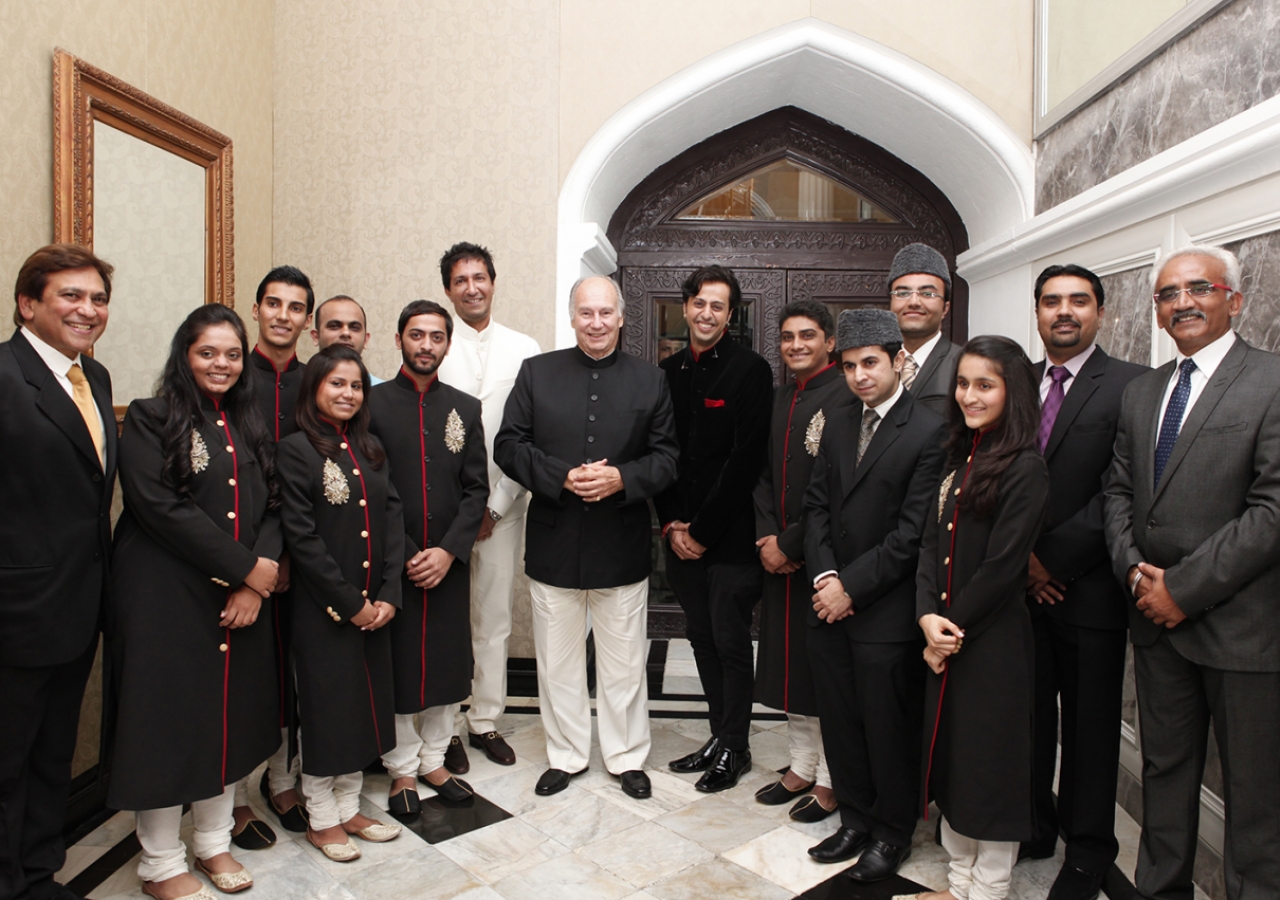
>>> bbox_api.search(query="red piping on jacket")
[212,396,241,784]
[341,429,382,748]
[409,372,438,709]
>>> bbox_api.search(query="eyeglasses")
[890,288,943,301]
[1153,283,1233,304]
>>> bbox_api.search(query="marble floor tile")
[491,850,634,900]
[223,838,357,900]
[469,764,584,818]
[85,849,144,900]
[1115,801,1141,882]
[434,817,569,884]
[620,893,661,900]
[646,857,793,900]
[747,728,794,772]
[339,844,491,900]
[665,718,713,743]
[661,675,704,695]
[655,795,778,854]
[647,724,707,767]
[724,824,859,893]
[78,811,137,848]
[521,785,645,849]
[578,820,713,888]
[56,843,109,883]
[593,768,708,821]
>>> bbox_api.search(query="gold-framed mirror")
[53,48,234,420]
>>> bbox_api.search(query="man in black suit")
[888,242,964,418]
[1105,245,1280,900]
[1,245,118,900]
[1024,265,1147,900]
[802,308,946,879]
[495,276,678,800]
[657,265,773,793]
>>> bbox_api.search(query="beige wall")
[0,0,274,338]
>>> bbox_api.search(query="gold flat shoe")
[307,828,362,861]
[141,881,219,900]
[353,820,402,842]
[195,858,253,894]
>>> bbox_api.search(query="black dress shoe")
[695,747,751,792]
[619,770,651,799]
[230,816,277,849]
[260,769,309,832]
[419,773,474,802]
[469,730,516,765]
[669,736,721,773]
[444,735,471,774]
[789,794,836,822]
[1046,864,1104,900]
[534,767,587,796]
[388,785,421,818]
[846,840,911,882]
[808,826,871,863]
[1019,838,1056,861]
[755,778,814,805]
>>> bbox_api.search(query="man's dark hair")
[681,265,742,311]
[439,242,496,290]
[255,266,315,315]
[778,300,835,338]
[13,243,114,328]
[398,299,454,341]
[1033,264,1105,308]
[840,341,903,361]
[314,294,367,328]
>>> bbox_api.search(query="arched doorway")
[609,107,970,637]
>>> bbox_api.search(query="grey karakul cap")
[837,308,902,352]
[887,242,952,291]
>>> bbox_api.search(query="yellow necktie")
[901,354,919,390]
[67,364,105,467]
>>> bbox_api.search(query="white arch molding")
[555,17,1035,348]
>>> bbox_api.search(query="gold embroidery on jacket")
[938,470,956,522]
[804,410,825,457]
[444,408,465,454]
[190,429,210,474]
[323,457,350,505]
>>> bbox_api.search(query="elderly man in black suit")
[0,245,118,900]
[1024,265,1147,900]
[1105,245,1280,900]
[495,276,678,800]
[802,309,946,879]
[888,243,964,419]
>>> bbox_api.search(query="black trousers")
[807,626,923,846]
[664,551,761,752]
[0,640,97,900]
[1029,614,1126,873]
[1133,634,1280,900]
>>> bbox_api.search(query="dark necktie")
[857,407,878,464]
[1154,358,1197,488]
[1037,366,1070,454]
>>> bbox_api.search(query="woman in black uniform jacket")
[110,305,281,899]
[276,346,404,862]
[907,336,1049,900]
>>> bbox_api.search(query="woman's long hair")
[158,304,278,508]
[943,335,1040,518]
[295,345,385,469]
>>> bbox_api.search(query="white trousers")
[299,772,362,831]
[233,729,297,806]
[382,704,459,778]
[940,816,1019,900]
[785,713,831,788]
[135,784,236,883]
[530,577,650,774]
[463,514,524,734]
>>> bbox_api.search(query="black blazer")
[0,330,117,666]
[804,389,947,641]
[495,346,679,589]
[908,335,964,420]
[1032,348,1148,630]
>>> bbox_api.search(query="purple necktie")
[1038,366,1070,453]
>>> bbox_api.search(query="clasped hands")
[407,547,456,590]
[563,459,623,503]
[220,556,278,629]
[919,613,964,675]
[1128,562,1186,627]
[811,574,853,623]
[1026,552,1066,604]
[756,535,801,575]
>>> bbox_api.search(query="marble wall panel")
[1225,230,1280,351]
[1036,0,1280,212]
[1098,266,1153,365]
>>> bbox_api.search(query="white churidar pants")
[785,713,831,788]
[232,727,297,805]
[135,784,236,883]
[299,772,362,831]
[940,816,1019,900]
[463,514,524,735]
[382,704,460,778]
[529,577,650,774]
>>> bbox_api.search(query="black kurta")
[278,430,403,777]
[108,396,281,810]
[917,445,1049,841]
[752,362,850,714]
[369,372,488,714]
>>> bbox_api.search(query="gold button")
[947,523,953,531]
[228,478,236,486]
[340,442,349,449]
[219,643,228,652]
[217,419,225,427]
[359,499,367,507]
[944,557,950,565]
[967,455,972,462]
[226,445,234,453]
[326,607,334,613]
[227,511,236,519]
[941,592,948,601]
[363,560,370,568]
[362,590,368,597]
[955,488,961,496]
[361,530,368,538]
[352,468,360,476]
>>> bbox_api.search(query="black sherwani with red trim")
[108,396,281,810]
[752,362,850,715]
[369,372,488,714]
[278,430,403,776]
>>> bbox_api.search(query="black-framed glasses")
[890,288,943,301]
[1153,282,1233,304]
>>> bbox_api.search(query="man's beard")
[403,353,439,377]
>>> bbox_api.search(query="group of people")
[1,236,1275,900]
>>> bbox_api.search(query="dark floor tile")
[795,872,931,899]
[396,792,511,845]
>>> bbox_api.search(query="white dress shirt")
[906,330,943,373]
[22,326,106,447]
[1038,342,1097,402]
[1157,330,1237,435]
[438,317,541,517]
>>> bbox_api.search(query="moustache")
[1172,310,1208,325]
[1053,317,1080,328]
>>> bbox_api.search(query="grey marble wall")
[1036,0,1280,212]
[1227,230,1280,351]
[1098,267,1153,365]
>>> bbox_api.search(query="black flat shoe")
[534,767,587,796]
[755,778,814,805]
[695,747,750,793]
[230,815,277,850]
[1046,864,1104,900]
[619,770,651,799]
[260,769,309,832]
[846,840,911,882]
[388,786,421,818]
[419,774,474,802]
[789,794,837,822]
[444,735,471,775]
[1019,838,1057,861]
[808,826,871,863]
[669,736,721,773]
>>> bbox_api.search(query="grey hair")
[568,276,625,318]
[1151,245,1242,294]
